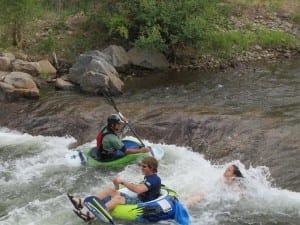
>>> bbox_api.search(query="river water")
[0,129,300,225]
[0,58,300,225]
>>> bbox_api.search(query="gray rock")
[102,45,130,72]
[68,51,124,96]
[128,47,169,70]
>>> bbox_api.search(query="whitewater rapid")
[1,127,299,225]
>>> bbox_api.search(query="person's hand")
[113,177,123,184]
[118,113,128,123]
[140,147,150,153]
[113,177,123,189]
[113,177,122,185]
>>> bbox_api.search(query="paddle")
[102,91,154,157]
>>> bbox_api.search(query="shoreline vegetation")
[0,0,299,74]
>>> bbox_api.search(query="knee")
[112,195,125,204]
[96,187,115,196]
[106,187,115,193]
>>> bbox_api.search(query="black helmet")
[107,114,123,125]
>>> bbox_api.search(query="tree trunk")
[57,0,62,18]
[12,21,22,48]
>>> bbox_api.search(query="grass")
[39,71,49,79]
[256,28,299,49]
[203,0,300,59]
[37,35,55,54]
[203,26,299,59]
[290,12,300,25]
[208,31,252,56]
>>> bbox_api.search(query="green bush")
[97,0,230,58]
[107,15,129,40]
[135,26,166,50]
[37,35,55,54]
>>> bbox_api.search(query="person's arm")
[125,146,150,154]
[114,177,148,194]
[110,134,150,154]
[183,193,205,208]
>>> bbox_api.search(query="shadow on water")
[125,60,299,123]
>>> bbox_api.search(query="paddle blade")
[150,145,165,160]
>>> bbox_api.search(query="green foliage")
[52,19,68,33]
[290,12,300,25]
[208,28,298,58]
[107,15,129,39]
[0,0,40,21]
[98,0,230,56]
[37,35,55,54]
[1,0,299,63]
[0,26,11,48]
[135,26,167,50]
[256,28,298,48]
[0,0,42,47]
[39,71,49,79]
[207,31,255,57]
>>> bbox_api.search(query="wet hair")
[232,164,244,178]
[142,156,158,172]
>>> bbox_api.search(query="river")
[0,58,299,225]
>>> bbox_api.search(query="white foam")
[0,127,76,185]
[1,127,300,225]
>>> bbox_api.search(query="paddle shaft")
[102,93,154,155]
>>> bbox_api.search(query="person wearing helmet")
[94,114,150,161]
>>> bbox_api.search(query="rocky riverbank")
[2,2,299,76]
[170,4,300,72]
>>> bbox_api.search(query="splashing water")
[0,127,300,225]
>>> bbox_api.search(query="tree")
[0,0,41,48]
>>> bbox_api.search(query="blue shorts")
[112,150,125,159]
[120,193,141,205]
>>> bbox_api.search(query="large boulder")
[0,52,15,71]
[11,59,40,76]
[0,52,16,61]
[128,47,169,70]
[55,77,75,91]
[80,71,109,94]
[38,60,57,78]
[0,72,39,101]
[68,50,124,96]
[0,56,11,71]
[102,45,130,72]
